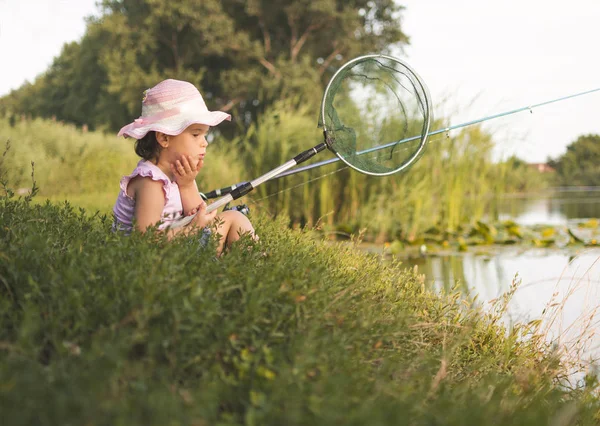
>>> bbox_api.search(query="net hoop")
[320,54,433,176]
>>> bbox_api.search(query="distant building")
[528,163,555,173]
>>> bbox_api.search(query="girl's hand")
[171,155,199,189]
[188,201,217,230]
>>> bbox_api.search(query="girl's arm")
[178,180,204,215]
[171,155,204,215]
[133,177,212,238]
[132,178,166,232]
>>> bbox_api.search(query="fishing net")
[320,55,432,176]
[171,55,432,229]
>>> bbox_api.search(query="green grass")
[1,183,599,424]
[0,117,136,195]
[0,115,571,259]
[41,192,117,214]
[1,114,549,244]
[225,103,551,241]
[0,117,248,217]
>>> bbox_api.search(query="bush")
[1,183,599,425]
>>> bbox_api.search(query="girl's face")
[159,124,210,169]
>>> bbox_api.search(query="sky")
[0,0,599,162]
[400,0,600,162]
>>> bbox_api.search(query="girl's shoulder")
[120,160,174,201]
[127,174,164,199]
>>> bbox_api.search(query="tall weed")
[1,111,548,238]
[0,118,247,213]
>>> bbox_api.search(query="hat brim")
[118,110,231,139]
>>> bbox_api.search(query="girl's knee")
[217,210,255,237]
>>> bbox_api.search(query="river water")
[404,188,600,379]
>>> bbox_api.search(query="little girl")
[113,79,256,254]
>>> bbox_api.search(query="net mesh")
[320,55,431,175]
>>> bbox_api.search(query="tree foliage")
[0,0,409,132]
[548,134,600,186]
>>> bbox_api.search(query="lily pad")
[506,225,523,239]
[580,219,599,229]
[541,227,556,238]
[567,228,584,244]
[533,238,555,248]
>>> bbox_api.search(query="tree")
[1,0,409,132]
[0,29,127,131]
[548,134,600,186]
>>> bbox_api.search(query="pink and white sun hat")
[117,79,231,139]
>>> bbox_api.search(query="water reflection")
[495,188,600,226]
[406,247,600,376]
[390,188,600,377]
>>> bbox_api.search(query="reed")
[0,118,246,213]
[1,107,548,239]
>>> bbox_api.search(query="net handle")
[168,142,328,229]
[320,53,433,176]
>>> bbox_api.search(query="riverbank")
[2,193,600,424]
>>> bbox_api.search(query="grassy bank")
[1,185,599,423]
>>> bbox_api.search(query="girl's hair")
[134,131,161,161]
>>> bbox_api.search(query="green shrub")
[1,185,598,424]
